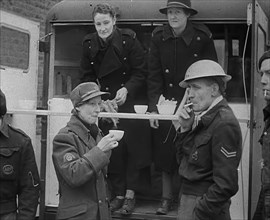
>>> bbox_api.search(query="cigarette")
[264,90,267,97]
[184,103,193,108]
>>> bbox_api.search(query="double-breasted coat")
[52,115,111,220]
[147,21,218,172]
[0,121,40,219]
[80,27,151,172]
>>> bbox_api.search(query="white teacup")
[109,130,124,141]
[134,105,148,114]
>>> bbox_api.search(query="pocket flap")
[0,148,19,157]
[57,203,87,219]
[194,134,211,148]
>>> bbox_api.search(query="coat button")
[91,62,94,65]
[121,83,124,87]
[99,200,102,204]
[105,87,109,91]
[169,83,173,87]
[89,46,91,49]
[194,54,198,57]
[172,97,175,101]
[123,72,126,75]
[264,131,267,135]
[123,57,127,61]
[165,69,169,73]
[197,36,201,41]
[123,40,126,44]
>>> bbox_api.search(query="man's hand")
[175,106,194,132]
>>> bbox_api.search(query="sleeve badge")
[64,153,75,162]
[220,146,237,158]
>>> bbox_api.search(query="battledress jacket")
[175,99,242,219]
[147,21,218,172]
[80,27,151,170]
[52,115,111,220]
[0,120,40,219]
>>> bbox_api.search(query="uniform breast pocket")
[188,134,211,168]
[0,148,20,180]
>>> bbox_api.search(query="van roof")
[46,0,256,24]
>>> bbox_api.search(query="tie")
[90,124,99,140]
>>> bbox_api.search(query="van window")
[0,26,30,70]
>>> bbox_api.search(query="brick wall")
[0,0,63,107]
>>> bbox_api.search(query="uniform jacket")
[253,103,270,220]
[147,21,218,111]
[52,115,111,220]
[175,99,242,219]
[80,27,151,170]
[0,120,40,219]
[80,27,148,112]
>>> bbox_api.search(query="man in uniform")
[174,60,242,219]
[253,50,270,220]
[0,89,40,220]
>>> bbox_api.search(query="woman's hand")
[97,133,119,152]
[115,87,128,106]
[149,111,159,129]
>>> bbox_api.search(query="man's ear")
[211,83,220,96]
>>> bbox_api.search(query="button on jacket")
[80,27,151,170]
[175,99,242,219]
[52,115,111,220]
[0,121,40,219]
[148,21,218,111]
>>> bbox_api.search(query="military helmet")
[179,60,232,88]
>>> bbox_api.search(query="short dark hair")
[206,76,227,96]
[92,3,116,20]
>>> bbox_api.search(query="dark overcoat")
[148,21,218,172]
[80,27,151,170]
[0,121,40,219]
[52,115,111,220]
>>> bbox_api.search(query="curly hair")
[92,3,116,20]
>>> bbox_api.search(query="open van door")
[249,0,269,218]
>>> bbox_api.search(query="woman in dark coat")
[147,0,218,215]
[80,3,151,216]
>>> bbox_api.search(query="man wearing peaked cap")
[173,60,242,219]
[252,50,270,220]
[147,0,217,215]
[0,89,40,220]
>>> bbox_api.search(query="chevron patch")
[220,147,237,158]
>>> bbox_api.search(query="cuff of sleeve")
[83,147,110,174]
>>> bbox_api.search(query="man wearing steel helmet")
[252,50,270,220]
[147,0,217,214]
[173,60,242,219]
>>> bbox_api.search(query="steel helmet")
[179,60,232,88]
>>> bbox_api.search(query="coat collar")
[67,115,101,146]
[162,21,195,45]
[90,27,123,58]
[0,119,9,138]
[199,98,229,128]
[263,103,270,122]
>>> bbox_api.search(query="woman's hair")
[92,3,116,20]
